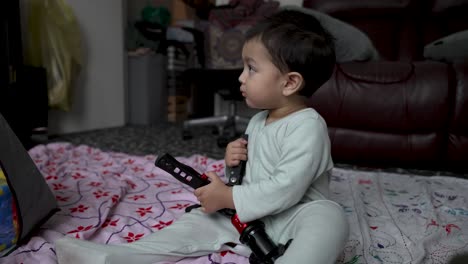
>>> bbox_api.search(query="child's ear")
[282,72,304,96]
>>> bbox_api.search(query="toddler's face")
[238,39,287,110]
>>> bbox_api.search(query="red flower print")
[67,225,93,234]
[46,175,58,181]
[123,232,144,243]
[103,162,113,167]
[170,203,190,210]
[132,166,144,173]
[136,206,153,217]
[89,182,102,187]
[128,195,146,201]
[171,190,182,194]
[45,160,57,167]
[358,179,372,185]
[152,220,173,230]
[427,219,439,229]
[155,182,168,188]
[124,159,135,165]
[102,218,120,228]
[93,190,109,199]
[444,224,460,235]
[112,195,120,203]
[72,173,86,180]
[55,195,69,202]
[52,183,68,191]
[125,180,137,189]
[145,173,157,178]
[199,157,207,165]
[102,170,110,175]
[70,204,89,213]
[211,163,224,173]
[220,250,235,257]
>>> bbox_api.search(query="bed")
[1,142,468,264]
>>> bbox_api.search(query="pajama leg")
[55,209,247,264]
[266,200,349,264]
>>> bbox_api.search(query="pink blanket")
[3,142,468,264]
[5,143,247,264]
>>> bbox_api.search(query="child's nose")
[238,70,246,84]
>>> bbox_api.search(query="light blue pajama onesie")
[55,108,349,264]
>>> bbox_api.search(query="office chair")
[181,68,250,147]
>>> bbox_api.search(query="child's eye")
[248,65,255,73]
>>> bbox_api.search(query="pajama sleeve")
[224,112,259,181]
[232,117,332,223]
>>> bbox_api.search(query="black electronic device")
[154,134,291,263]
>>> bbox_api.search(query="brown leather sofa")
[303,0,468,61]
[308,61,468,172]
[301,0,468,172]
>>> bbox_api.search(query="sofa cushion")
[282,6,379,62]
[308,61,451,167]
[424,30,468,62]
[303,0,419,60]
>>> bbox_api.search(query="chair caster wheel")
[217,137,229,148]
[182,131,193,140]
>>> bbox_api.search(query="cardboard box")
[167,95,189,122]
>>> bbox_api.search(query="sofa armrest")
[447,61,468,169]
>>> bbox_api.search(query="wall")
[20,0,127,134]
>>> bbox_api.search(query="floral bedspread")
[1,143,468,264]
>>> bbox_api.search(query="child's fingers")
[228,138,247,149]
[204,171,220,182]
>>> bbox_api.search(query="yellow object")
[26,0,82,111]
[0,170,5,196]
[0,167,19,256]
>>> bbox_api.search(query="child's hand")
[194,172,234,214]
[225,137,248,167]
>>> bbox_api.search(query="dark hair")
[245,9,335,97]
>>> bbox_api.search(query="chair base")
[182,115,250,147]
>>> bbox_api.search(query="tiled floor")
[47,122,227,159]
